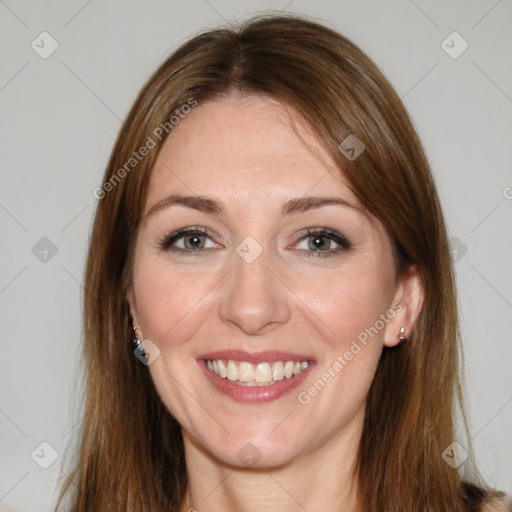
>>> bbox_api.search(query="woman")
[57,13,509,512]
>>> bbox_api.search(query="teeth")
[272,361,284,381]
[255,363,272,383]
[206,358,310,385]
[218,360,227,378]
[238,362,254,382]
[227,360,238,381]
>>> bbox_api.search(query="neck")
[180,407,364,512]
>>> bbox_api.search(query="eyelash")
[158,226,352,258]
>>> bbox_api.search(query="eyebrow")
[144,194,366,221]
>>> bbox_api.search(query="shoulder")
[479,496,511,512]
[461,481,510,512]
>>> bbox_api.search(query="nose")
[218,248,291,335]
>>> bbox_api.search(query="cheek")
[293,270,387,425]
[132,253,218,346]
[293,264,393,353]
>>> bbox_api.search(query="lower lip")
[198,360,314,403]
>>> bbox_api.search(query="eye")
[158,226,351,258]
[294,228,352,258]
[159,227,219,254]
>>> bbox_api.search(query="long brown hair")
[56,13,504,511]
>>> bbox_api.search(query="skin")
[127,94,424,512]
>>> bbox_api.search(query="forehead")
[145,94,362,209]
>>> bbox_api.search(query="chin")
[208,435,305,471]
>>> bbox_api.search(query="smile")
[198,350,315,403]
[205,359,310,386]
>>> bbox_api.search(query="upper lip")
[198,350,315,364]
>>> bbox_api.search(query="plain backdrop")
[0,1,511,510]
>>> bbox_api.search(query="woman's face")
[128,95,418,468]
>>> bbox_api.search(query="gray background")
[1,1,511,510]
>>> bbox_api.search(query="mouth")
[197,350,315,403]
[205,358,310,385]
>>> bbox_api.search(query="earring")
[397,326,408,347]
[131,324,146,357]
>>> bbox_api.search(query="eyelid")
[159,226,352,256]
[158,226,219,251]
[292,227,352,251]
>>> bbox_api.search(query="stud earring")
[397,326,408,347]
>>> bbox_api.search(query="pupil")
[311,236,327,250]
[187,235,203,249]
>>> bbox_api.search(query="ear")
[383,264,424,348]
[126,286,138,327]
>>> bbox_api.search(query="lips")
[197,350,315,403]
